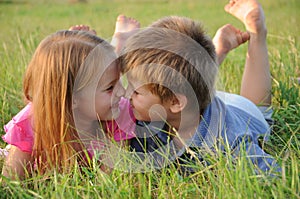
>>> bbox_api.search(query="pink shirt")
[2,98,135,154]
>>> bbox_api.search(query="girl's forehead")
[98,63,120,83]
[105,62,119,73]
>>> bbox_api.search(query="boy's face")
[126,76,169,122]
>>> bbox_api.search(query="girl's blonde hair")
[23,30,115,173]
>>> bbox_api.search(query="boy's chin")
[133,112,149,122]
[133,114,158,123]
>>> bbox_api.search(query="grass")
[0,0,299,198]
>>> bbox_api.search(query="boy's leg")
[225,0,271,106]
[213,24,250,65]
[111,15,140,54]
[69,16,140,54]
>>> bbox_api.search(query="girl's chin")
[111,107,120,119]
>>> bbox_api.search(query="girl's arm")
[2,145,33,180]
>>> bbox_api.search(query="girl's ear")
[169,94,187,114]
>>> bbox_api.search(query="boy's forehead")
[125,73,156,92]
[126,73,144,87]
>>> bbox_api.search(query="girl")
[2,28,136,180]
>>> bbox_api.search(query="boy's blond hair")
[121,16,218,112]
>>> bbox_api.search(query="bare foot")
[224,0,266,35]
[111,15,140,54]
[213,24,250,65]
[114,15,140,33]
[69,24,97,35]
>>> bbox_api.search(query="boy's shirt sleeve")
[2,103,34,153]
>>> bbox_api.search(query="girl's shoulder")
[109,98,136,141]
[2,103,34,153]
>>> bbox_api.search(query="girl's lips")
[111,98,120,108]
[111,102,119,109]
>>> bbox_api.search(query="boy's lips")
[129,102,139,117]
[129,100,135,108]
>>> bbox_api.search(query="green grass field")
[0,0,299,198]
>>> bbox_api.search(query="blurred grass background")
[0,0,299,198]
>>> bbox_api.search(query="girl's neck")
[73,115,107,140]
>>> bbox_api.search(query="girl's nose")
[114,80,125,98]
[124,85,133,99]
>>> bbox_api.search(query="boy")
[120,0,279,174]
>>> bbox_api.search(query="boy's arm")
[232,135,281,174]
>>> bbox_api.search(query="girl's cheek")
[108,91,114,96]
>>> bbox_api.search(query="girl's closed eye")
[105,85,114,92]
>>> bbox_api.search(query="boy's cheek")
[131,108,142,120]
[131,105,146,121]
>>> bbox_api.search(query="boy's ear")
[169,94,187,114]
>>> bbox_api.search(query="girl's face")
[95,63,123,120]
[75,63,123,121]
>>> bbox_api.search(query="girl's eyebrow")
[126,79,134,89]
[99,78,117,88]
[109,79,118,85]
